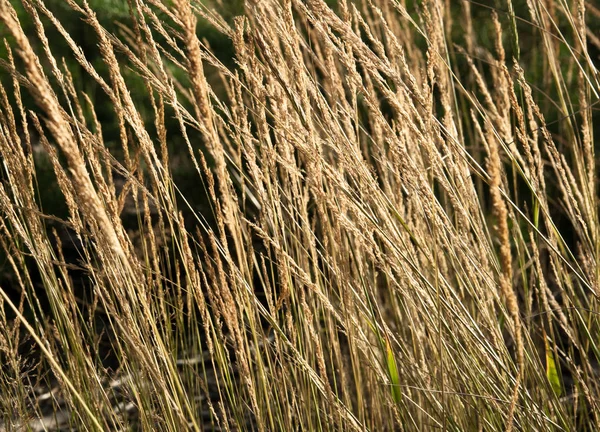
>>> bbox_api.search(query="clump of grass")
[0,0,598,430]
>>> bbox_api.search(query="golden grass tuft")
[0,0,598,430]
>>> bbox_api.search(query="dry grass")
[0,0,598,430]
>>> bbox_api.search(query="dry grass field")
[0,0,599,430]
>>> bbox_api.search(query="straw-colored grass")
[0,0,598,430]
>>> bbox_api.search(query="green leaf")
[545,337,562,397]
[385,336,402,404]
